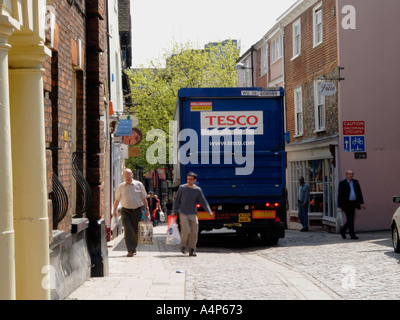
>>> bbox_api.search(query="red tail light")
[266,202,280,208]
[196,204,201,208]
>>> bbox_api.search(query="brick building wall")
[284,0,338,142]
[255,45,268,88]
[43,0,109,236]
[86,0,107,221]
[118,0,132,68]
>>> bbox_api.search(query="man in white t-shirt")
[113,169,150,257]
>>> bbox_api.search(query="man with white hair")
[113,168,150,257]
[338,169,366,240]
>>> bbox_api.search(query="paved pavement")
[67,224,186,300]
[66,223,400,300]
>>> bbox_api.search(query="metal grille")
[48,147,69,229]
[50,173,69,229]
[72,151,92,217]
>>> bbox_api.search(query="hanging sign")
[115,119,132,136]
[318,82,337,96]
[128,146,141,157]
[122,128,143,145]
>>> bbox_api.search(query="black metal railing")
[50,173,69,229]
[48,147,69,229]
[72,151,92,218]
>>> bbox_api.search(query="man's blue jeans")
[298,201,309,229]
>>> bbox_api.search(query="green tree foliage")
[125,40,239,173]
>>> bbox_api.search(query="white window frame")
[313,3,323,47]
[260,45,268,77]
[271,35,282,63]
[243,59,251,87]
[314,80,326,132]
[292,19,301,59]
[294,86,303,136]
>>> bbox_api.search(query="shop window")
[289,159,336,218]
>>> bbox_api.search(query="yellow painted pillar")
[0,15,19,301]
[9,43,51,300]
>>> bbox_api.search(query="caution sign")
[343,121,365,135]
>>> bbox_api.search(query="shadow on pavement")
[109,224,393,254]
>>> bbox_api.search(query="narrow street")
[67,224,400,301]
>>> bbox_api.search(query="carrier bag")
[159,210,165,222]
[166,216,181,245]
[138,220,153,245]
[336,209,345,227]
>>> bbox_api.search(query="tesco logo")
[204,114,259,126]
[201,111,263,135]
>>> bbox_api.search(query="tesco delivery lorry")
[173,87,286,244]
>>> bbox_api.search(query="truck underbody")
[197,201,286,244]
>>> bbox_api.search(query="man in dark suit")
[338,169,366,239]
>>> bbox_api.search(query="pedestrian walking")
[338,169,366,239]
[171,172,213,256]
[154,194,162,226]
[148,191,158,226]
[113,168,150,257]
[165,198,173,216]
[298,176,310,232]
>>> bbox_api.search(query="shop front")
[286,137,339,231]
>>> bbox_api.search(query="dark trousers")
[298,200,309,229]
[341,201,358,237]
[121,207,142,252]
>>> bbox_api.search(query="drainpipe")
[0,15,19,300]
[9,42,52,300]
[105,0,112,241]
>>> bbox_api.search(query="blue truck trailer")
[173,87,286,244]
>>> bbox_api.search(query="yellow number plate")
[238,213,251,223]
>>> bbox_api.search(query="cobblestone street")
[185,228,400,300]
[67,224,400,300]
[260,229,400,300]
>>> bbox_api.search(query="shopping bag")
[138,221,153,245]
[336,209,345,227]
[166,216,181,245]
[159,210,165,222]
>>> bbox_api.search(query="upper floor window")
[314,80,326,132]
[313,4,323,46]
[243,59,251,87]
[294,86,303,136]
[272,35,282,63]
[292,19,301,59]
[260,45,268,77]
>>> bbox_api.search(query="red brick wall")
[43,0,88,235]
[284,0,338,142]
[255,46,268,88]
[86,0,107,221]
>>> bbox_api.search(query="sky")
[131,0,299,68]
